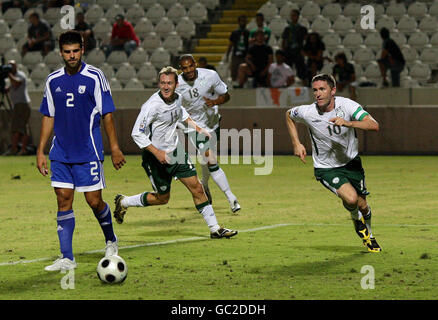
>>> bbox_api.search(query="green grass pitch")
[0,155,437,300]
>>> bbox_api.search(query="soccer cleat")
[352,218,375,252]
[230,199,241,213]
[105,236,119,257]
[210,227,238,239]
[203,184,212,204]
[370,237,382,252]
[44,256,77,271]
[113,194,127,224]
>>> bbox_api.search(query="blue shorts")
[50,160,106,192]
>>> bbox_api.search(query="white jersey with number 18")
[288,96,370,169]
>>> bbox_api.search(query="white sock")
[209,165,236,203]
[121,193,147,207]
[199,204,219,232]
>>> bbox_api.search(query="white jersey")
[288,96,370,168]
[176,68,228,132]
[131,92,189,153]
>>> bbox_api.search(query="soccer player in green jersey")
[286,74,381,252]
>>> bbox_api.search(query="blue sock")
[57,210,75,261]
[94,202,116,243]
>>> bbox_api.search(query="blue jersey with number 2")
[39,62,115,163]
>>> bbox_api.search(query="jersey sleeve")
[180,105,190,122]
[212,71,228,95]
[39,79,55,117]
[288,105,306,123]
[131,103,155,149]
[95,69,115,115]
[347,100,369,121]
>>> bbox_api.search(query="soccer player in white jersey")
[113,66,237,239]
[37,31,126,271]
[285,74,381,252]
[176,54,240,213]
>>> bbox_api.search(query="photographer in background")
[2,61,32,156]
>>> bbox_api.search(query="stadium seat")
[0,19,10,34]
[268,34,278,48]
[51,22,65,39]
[391,31,407,47]
[268,16,288,38]
[99,63,115,79]
[342,3,361,22]
[385,2,406,22]
[115,62,137,85]
[313,0,331,6]
[258,2,278,21]
[401,75,420,88]
[10,19,28,41]
[26,78,37,91]
[104,5,125,22]
[4,48,22,64]
[407,30,429,50]
[332,16,353,36]
[418,15,438,36]
[401,44,419,66]
[363,61,381,84]
[175,17,196,39]
[200,0,220,10]
[270,0,288,8]
[310,15,332,36]
[128,47,148,70]
[0,34,15,55]
[353,45,375,66]
[92,18,112,42]
[320,62,334,75]
[118,0,138,10]
[141,32,162,53]
[154,17,175,39]
[373,4,385,20]
[351,61,363,78]
[429,2,438,16]
[162,32,183,55]
[321,3,342,23]
[331,45,353,62]
[375,15,396,31]
[419,46,438,67]
[342,31,363,51]
[85,48,106,67]
[180,0,198,8]
[279,2,299,20]
[409,61,431,84]
[322,31,342,51]
[109,77,122,89]
[292,0,306,8]
[134,18,154,40]
[364,30,382,52]
[23,7,44,21]
[106,50,128,69]
[84,4,105,26]
[397,15,417,35]
[188,3,208,24]
[30,63,50,87]
[300,2,320,21]
[125,4,145,26]
[430,32,438,47]
[150,47,171,69]
[3,8,22,27]
[167,3,187,24]
[137,62,157,87]
[138,0,158,8]
[407,2,428,20]
[146,3,166,25]
[44,7,62,26]
[159,0,177,10]
[44,49,63,70]
[124,77,144,89]
[96,0,114,11]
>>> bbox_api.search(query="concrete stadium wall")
[2,88,438,155]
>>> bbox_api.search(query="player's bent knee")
[157,193,170,205]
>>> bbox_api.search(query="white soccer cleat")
[230,199,241,213]
[105,236,119,257]
[44,256,77,272]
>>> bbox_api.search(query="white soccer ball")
[96,255,128,284]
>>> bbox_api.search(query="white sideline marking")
[1,222,437,267]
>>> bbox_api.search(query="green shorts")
[314,155,370,196]
[187,127,220,154]
[141,148,197,194]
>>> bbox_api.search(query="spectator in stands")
[377,27,405,87]
[102,14,140,58]
[2,60,32,156]
[267,49,295,88]
[249,13,271,47]
[21,11,54,57]
[198,56,216,71]
[75,12,96,54]
[281,9,307,85]
[226,15,249,83]
[333,52,357,100]
[235,30,273,88]
[303,32,326,83]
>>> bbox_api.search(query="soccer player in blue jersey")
[36,31,126,271]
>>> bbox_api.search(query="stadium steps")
[192,0,267,66]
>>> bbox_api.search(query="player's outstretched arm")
[185,117,211,138]
[285,111,306,164]
[36,116,54,176]
[102,112,126,170]
[329,114,379,132]
[203,92,230,107]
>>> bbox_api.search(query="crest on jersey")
[78,85,86,94]
[335,107,345,118]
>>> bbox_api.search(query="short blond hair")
[158,66,179,83]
